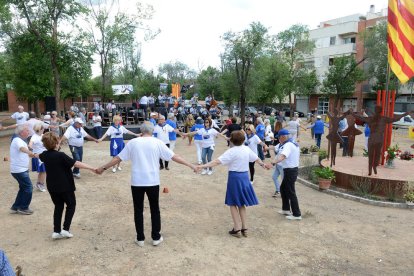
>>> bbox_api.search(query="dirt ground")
[1,126,413,275]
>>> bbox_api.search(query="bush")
[318,149,328,159]
[404,182,414,202]
[313,166,335,180]
[309,145,319,152]
[301,147,310,154]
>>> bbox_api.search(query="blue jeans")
[202,147,214,169]
[257,144,265,161]
[272,165,283,192]
[315,133,322,148]
[69,145,83,174]
[11,170,33,210]
[94,126,103,139]
[0,250,15,276]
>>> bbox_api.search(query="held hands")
[264,163,273,170]
[95,167,105,175]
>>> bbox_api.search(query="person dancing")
[196,130,270,237]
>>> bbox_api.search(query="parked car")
[262,106,277,115]
[245,106,258,116]
[283,109,305,117]
[392,112,414,129]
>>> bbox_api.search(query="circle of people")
[4,103,368,248]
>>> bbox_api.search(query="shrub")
[309,145,319,152]
[313,166,335,180]
[301,147,310,154]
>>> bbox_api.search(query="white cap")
[74,118,84,124]
[317,115,321,119]
[150,112,157,116]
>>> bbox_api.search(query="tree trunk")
[240,87,246,126]
[288,92,293,119]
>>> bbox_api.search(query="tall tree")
[0,0,87,114]
[85,0,157,98]
[221,21,269,124]
[321,55,365,109]
[276,24,315,117]
[196,66,222,100]
[158,61,196,84]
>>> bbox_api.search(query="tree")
[158,61,196,84]
[196,66,222,100]
[221,22,269,124]
[276,24,315,117]
[321,55,365,109]
[85,0,158,98]
[0,0,88,114]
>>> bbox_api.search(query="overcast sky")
[114,0,388,74]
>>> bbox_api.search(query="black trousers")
[159,143,170,168]
[280,167,301,217]
[49,191,76,233]
[249,162,255,181]
[131,185,161,241]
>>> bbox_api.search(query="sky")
[113,0,388,74]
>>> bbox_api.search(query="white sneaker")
[207,170,213,175]
[60,230,74,238]
[201,169,207,175]
[250,180,254,185]
[117,166,122,171]
[277,210,292,216]
[286,215,302,220]
[39,183,47,192]
[135,239,144,247]
[73,173,81,179]
[52,232,63,239]
[152,236,163,246]
[112,167,117,173]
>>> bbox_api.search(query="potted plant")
[309,145,319,153]
[313,166,335,190]
[318,149,328,165]
[404,183,414,206]
[399,150,413,161]
[300,147,310,155]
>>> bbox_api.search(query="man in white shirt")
[60,118,98,178]
[139,95,149,119]
[92,111,103,138]
[10,124,37,215]
[271,129,302,220]
[96,122,195,247]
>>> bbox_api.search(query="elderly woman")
[40,132,97,239]
[28,123,47,192]
[197,130,270,238]
[264,118,273,158]
[10,124,37,215]
[245,124,268,184]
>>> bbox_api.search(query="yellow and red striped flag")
[388,0,414,84]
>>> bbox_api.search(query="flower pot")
[385,159,395,168]
[318,178,331,190]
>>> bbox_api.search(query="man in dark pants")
[97,122,195,247]
[271,129,301,220]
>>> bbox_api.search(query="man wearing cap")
[60,118,99,178]
[149,112,158,125]
[271,128,302,220]
[307,115,328,148]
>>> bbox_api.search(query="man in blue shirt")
[255,117,265,160]
[307,115,328,148]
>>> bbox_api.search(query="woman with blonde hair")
[244,124,268,184]
[28,123,47,192]
[98,115,140,172]
[184,114,195,145]
[49,111,62,137]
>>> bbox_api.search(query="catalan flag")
[387,0,414,84]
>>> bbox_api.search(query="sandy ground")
[1,126,414,275]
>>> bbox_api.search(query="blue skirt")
[225,171,259,207]
[110,138,125,156]
[32,157,46,173]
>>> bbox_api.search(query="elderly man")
[10,124,37,215]
[271,128,301,220]
[139,94,149,119]
[97,122,195,247]
[60,118,98,178]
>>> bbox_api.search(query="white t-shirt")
[153,124,174,144]
[265,125,273,141]
[29,133,46,154]
[117,137,175,186]
[218,145,258,172]
[11,112,29,125]
[10,137,29,173]
[140,96,149,105]
[197,128,219,148]
[105,125,128,139]
[278,141,300,168]
[64,125,88,147]
[245,134,262,155]
[287,120,300,132]
[26,118,49,136]
[92,115,102,127]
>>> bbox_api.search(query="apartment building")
[297,5,392,115]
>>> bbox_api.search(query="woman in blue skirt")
[197,130,271,238]
[98,115,140,172]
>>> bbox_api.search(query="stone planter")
[407,201,414,206]
[318,178,332,190]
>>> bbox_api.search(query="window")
[343,37,356,44]
[318,97,330,115]
[330,36,336,46]
[329,57,334,66]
